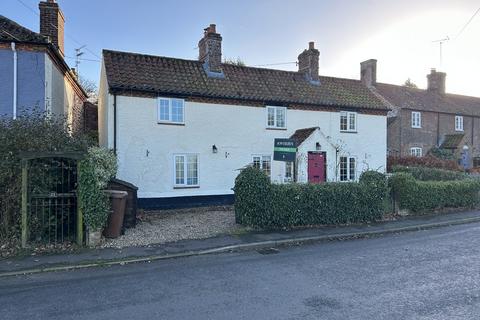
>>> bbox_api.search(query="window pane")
[349,158,355,180]
[340,113,347,131]
[340,157,347,181]
[253,156,261,170]
[186,155,198,185]
[175,156,184,185]
[276,108,285,128]
[349,113,356,130]
[159,99,169,121]
[285,162,292,178]
[267,108,275,126]
[262,156,271,177]
[171,99,184,123]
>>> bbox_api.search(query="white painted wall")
[104,94,386,198]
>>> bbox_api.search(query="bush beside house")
[387,155,461,172]
[234,167,388,228]
[78,147,118,232]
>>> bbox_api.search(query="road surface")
[1,222,480,319]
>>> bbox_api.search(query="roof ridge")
[376,81,480,100]
[103,49,364,83]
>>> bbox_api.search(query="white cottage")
[98,24,389,209]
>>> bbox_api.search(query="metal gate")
[20,152,84,247]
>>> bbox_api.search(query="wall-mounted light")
[315,142,321,151]
[212,145,218,153]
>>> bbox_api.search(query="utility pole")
[432,37,449,69]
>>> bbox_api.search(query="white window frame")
[339,156,356,182]
[266,106,287,129]
[410,147,422,157]
[284,161,293,183]
[411,111,421,128]
[340,111,357,132]
[157,97,185,124]
[455,116,464,131]
[173,154,199,188]
[252,155,272,178]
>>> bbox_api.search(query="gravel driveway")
[100,206,240,248]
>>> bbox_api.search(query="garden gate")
[20,152,84,247]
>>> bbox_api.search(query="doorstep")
[2,209,480,277]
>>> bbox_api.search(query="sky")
[3,0,480,96]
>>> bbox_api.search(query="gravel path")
[100,206,240,248]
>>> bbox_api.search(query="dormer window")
[266,106,286,129]
[158,98,184,124]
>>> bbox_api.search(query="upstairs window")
[158,98,184,124]
[411,112,421,128]
[340,111,357,132]
[410,147,422,157]
[266,106,286,129]
[455,116,464,131]
[339,156,356,181]
[252,155,272,177]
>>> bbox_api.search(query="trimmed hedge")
[389,172,480,213]
[234,167,388,228]
[387,155,461,172]
[392,165,468,181]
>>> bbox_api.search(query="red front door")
[308,152,326,184]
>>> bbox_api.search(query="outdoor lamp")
[316,142,321,151]
[212,145,218,153]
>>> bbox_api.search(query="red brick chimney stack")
[198,24,222,73]
[39,0,65,56]
[427,68,446,95]
[298,42,320,83]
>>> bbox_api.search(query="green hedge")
[392,165,468,181]
[389,172,480,213]
[234,167,388,228]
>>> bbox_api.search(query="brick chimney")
[360,59,377,87]
[427,68,446,95]
[298,42,320,83]
[39,0,65,56]
[198,24,222,74]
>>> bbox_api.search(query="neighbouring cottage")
[360,59,480,168]
[98,24,389,209]
[0,0,88,132]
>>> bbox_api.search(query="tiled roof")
[440,134,464,149]
[0,15,47,43]
[103,50,389,111]
[375,83,480,117]
[290,127,318,146]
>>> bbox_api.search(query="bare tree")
[78,76,98,102]
[403,78,418,89]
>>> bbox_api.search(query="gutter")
[11,42,17,119]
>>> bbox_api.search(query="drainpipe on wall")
[113,94,117,155]
[11,42,17,119]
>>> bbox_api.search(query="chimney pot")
[360,59,377,87]
[309,41,315,50]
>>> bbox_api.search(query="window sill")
[340,130,357,134]
[158,121,185,126]
[411,126,421,129]
[173,186,200,189]
[266,127,287,131]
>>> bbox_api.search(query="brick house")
[98,24,389,208]
[360,59,480,168]
[0,0,88,133]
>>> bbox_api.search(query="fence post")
[21,160,28,248]
[76,162,84,246]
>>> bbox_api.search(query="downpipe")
[11,42,17,119]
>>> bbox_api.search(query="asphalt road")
[1,222,480,320]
